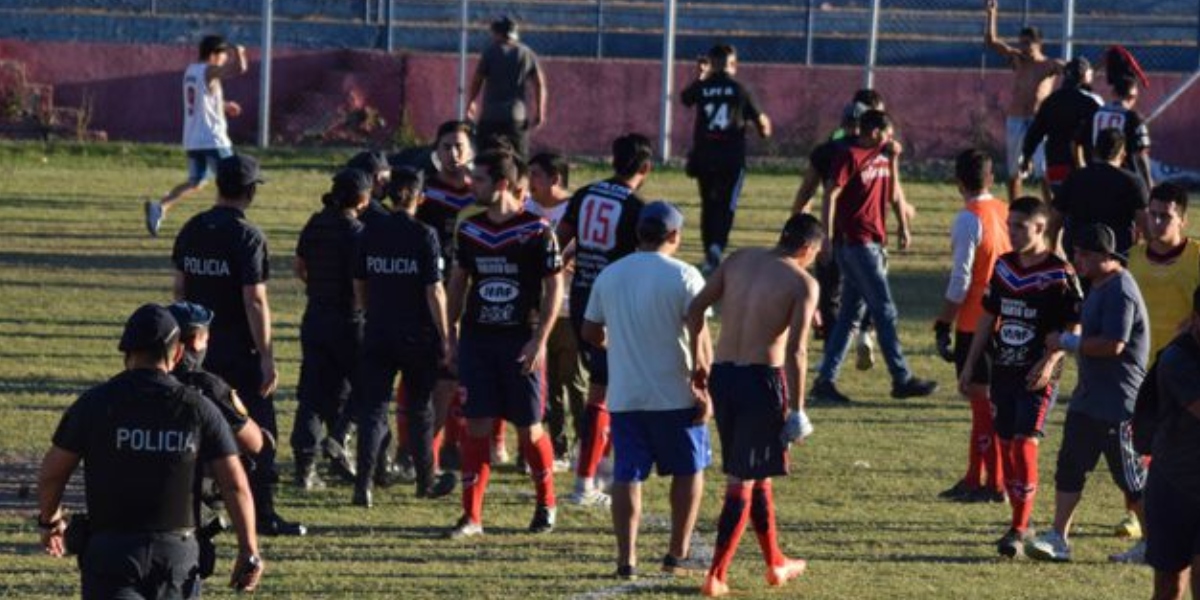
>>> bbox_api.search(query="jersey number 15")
[579,195,622,251]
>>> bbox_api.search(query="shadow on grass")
[0,251,171,273]
[0,377,93,396]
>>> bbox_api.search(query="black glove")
[934,321,954,363]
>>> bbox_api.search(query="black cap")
[217,154,265,191]
[332,168,374,196]
[166,301,214,330]
[199,35,231,58]
[119,304,181,353]
[491,16,519,40]
[346,151,390,175]
[1073,223,1122,260]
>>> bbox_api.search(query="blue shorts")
[611,409,711,483]
[1145,473,1200,573]
[710,363,789,480]
[186,148,233,185]
[458,330,545,427]
[990,367,1054,440]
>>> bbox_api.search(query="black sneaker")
[258,513,307,537]
[615,564,637,581]
[322,436,356,483]
[351,485,372,509]
[810,378,853,404]
[528,504,556,534]
[996,528,1034,558]
[660,553,706,577]
[891,376,938,399]
[417,472,458,500]
[957,487,1006,504]
[938,479,974,500]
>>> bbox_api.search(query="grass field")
[0,140,1159,598]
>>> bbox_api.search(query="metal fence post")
[596,0,605,59]
[659,0,678,162]
[864,0,881,89]
[1061,0,1075,60]
[1021,0,1030,27]
[457,0,470,120]
[385,0,394,52]
[805,0,816,66]
[258,0,273,148]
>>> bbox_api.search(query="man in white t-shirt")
[144,34,248,237]
[582,201,713,580]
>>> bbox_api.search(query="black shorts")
[710,363,789,480]
[1145,473,1200,573]
[457,331,545,427]
[1054,410,1146,499]
[990,368,1055,439]
[569,309,608,386]
[953,331,991,385]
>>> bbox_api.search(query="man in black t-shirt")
[1021,56,1102,199]
[557,133,652,507]
[172,154,305,536]
[681,44,771,274]
[1077,76,1152,190]
[351,167,457,508]
[1051,128,1149,258]
[37,304,262,596]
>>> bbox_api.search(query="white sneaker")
[491,444,510,465]
[567,489,612,508]
[1026,530,1071,562]
[552,458,571,473]
[1109,539,1147,564]
[143,199,164,237]
[855,330,876,371]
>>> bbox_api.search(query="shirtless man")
[686,213,821,597]
[985,0,1063,200]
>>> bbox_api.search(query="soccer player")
[1050,128,1148,257]
[445,150,563,538]
[680,43,772,273]
[465,16,545,158]
[984,0,1063,200]
[685,213,821,596]
[809,110,937,403]
[958,196,1083,557]
[144,35,247,237]
[934,150,1011,504]
[1027,223,1150,563]
[582,201,712,580]
[526,152,586,465]
[557,133,654,507]
[1129,184,1200,356]
[1078,64,1152,189]
[1021,56,1103,199]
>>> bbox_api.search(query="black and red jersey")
[418,177,475,274]
[981,252,1083,370]
[455,210,562,334]
[562,179,645,318]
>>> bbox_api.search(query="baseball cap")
[346,151,390,176]
[216,154,265,191]
[199,35,231,58]
[118,304,181,353]
[1073,223,1122,260]
[637,201,684,239]
[491,16,519,40]
[332,168,374,196]
[167,301,214,331]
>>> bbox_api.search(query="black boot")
[253,482,307,537]
[322,435,356,483]
[293,454,326,492]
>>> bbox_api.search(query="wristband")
[1059,332,1081,354]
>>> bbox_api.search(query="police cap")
[118,304,181,353]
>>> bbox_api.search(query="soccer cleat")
[258,513,307,537]
[891,376,938,399]
[1026,530,1071,562]
[810,378,853,404]
[1109,539,1147,564]
[660,553,706,577]
[528,505,556,534]
[765,557,807,587]
[938,479,974,499]
[446,515,484,539]
[143,199,164,237]
[566,488,612,508]
[996,528,1034,558]
[417,472,458,500]
[855,330,876,371]
[1114,513,1143,539]
[956,487,1006,504]
[701,573,730,597]
[615,564,637,581]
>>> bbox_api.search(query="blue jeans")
[818,242,912,385]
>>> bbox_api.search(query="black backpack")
[1132,333,1200,455]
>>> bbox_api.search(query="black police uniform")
[352,210,445,500]
[290,205,365,475]
[52,368,238,599]
[171,205,282,521]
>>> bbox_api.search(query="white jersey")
[182,63,230,150]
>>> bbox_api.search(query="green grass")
[0,141,1158,598]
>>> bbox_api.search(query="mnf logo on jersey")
[478,278,520,303]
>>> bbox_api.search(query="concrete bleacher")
[0,0,1196,71]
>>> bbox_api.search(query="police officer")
[347,150,393,229]
[351,166,457,507]
[172,154,305,536]
[289,169,370,491]
[37,303,263,597]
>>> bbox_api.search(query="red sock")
[999,438,1021,527]
[445,387,466,450]
[1011,437,1039,532]
[974,391,1002,493]
[708,484,752,581]
[521,434,557,508]
[576,402,610,479]
[750,480,785,568]
[460,435,492,524]
[432,428,445,470]
[394,382,409,454]
[492,419,507,450]
[965,398,990,488]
